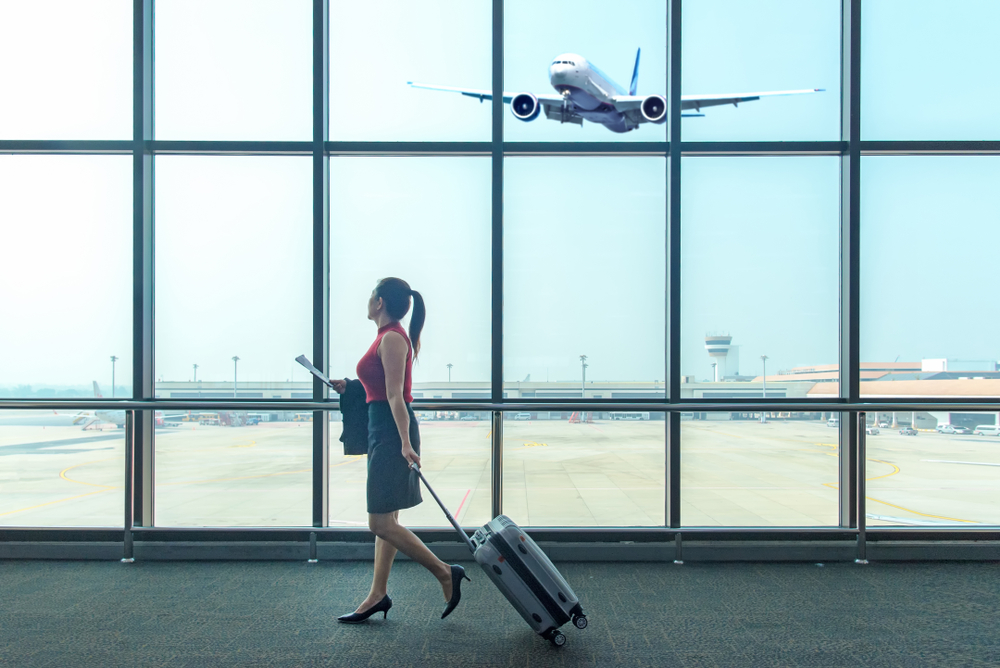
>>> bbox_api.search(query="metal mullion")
[132,0,155,528]
[860,141,1000,155]
[838,0,862,529]
[7,399,1000,413]
[312,0,330,529]
[490,0,504,520]
[666,0,682,529]
[325,141,491,156]
[0,140,133,154]
[151,140,311,155]
[682,141,846,156]
[123,411,135,562]
[503,142,667,156]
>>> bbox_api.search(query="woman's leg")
[369,511,454,601]
[354,512,400,613]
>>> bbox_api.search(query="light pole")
[760,355,769,423]
[232,356,240,399]
[579,355,588,394]
[446,363,453,382]
[710,362,717,382]
[193,363,198,383]
[110,356,118,397]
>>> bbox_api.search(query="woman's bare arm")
[379,331,419,467]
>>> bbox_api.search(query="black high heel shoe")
[441,565,471,619]
[337,594,392,624]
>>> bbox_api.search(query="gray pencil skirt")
[366,401,422,514]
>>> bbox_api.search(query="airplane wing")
[681,88,823,112]
[407,82,514,104]
[612,88,822,119]
[407,82,583,125]
[406,82,565,107]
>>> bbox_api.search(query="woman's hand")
[331,378,346,394]
[401,444,421,468]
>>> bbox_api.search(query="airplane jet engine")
[640,95,667,123]
[511,92,541,121]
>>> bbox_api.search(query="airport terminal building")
[3,2,1000,665]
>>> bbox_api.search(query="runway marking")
[863,496,975,524]
[0,488,112,518]
[522,442,548,448]
[59,459,118,489]
[867,458,900,480]
[331,456,364,467]
[454,489,472,520]
[823,459,973,523]
[923,459,1000,468]
[228,441,257,449]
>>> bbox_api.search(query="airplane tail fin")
[93,381,103,398]
[629,48,640,96]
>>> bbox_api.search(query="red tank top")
[356,322,413,403]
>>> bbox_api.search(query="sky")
[1,0,999,395]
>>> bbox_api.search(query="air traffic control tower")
[705,334,733,382]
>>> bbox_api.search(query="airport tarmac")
[1,411,998,529]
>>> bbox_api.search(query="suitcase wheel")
[573,614,588,630]
[549,632,567,647]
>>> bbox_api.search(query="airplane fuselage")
[549,53,634,133]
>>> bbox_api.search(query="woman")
[331,277,469,624]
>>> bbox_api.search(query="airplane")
[66,382,186,430]
[62,382,126,430]
[408,49,822,134]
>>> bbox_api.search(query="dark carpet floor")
[1,559,999,667]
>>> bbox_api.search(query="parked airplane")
[408,49,822,134]
[67,382,185,430]
[64,382,127,429]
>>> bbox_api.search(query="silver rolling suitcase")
[412,464,588,647]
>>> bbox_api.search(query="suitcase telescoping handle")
[410,462,477,554]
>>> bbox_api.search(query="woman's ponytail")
[374,277,425,359]
[408,290,425,359]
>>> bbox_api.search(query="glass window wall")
[155,157,312,393]
[154,412,311,526]
[5,1,1000,540]
[0,156,133,398]
[682,0,840,142]
[501,411,665,526]
[504,157,667,398]
[156,0,312,140]
[0,410,124,527]
[330,0,491,142]
[329,158,492,385]
[329,410,492,529]
[0,2,132,140]
[504,0,667,142]
[681,157,840,395]
[861,157,1000,398]
[865,411,1000,527]
[862,0,1000,141]
[681,411,839,526]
